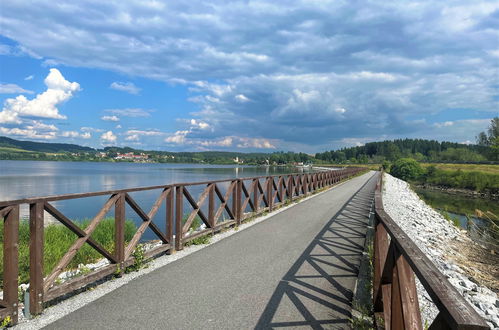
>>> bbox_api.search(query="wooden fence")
[373,173,488,329]
[0,167,364,324]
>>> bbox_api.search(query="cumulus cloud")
[1,1,498,149]
[60,131,91,139]
[101,115,120,122]
[0,83,33,94]
[100,130,117,143]
[0,68,80,124]
[110,82,140,95]
[125,134,139,141]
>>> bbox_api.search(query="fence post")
[29,202,44,316]
[267,177,273,212]
[115,193,125,275]
[3,205,19,324]
[175,185,184,251]
[236,180,242,225]
[209,183,215,229]
[166,188,174,254]
[253,179,259,212]
[278,176,283,204]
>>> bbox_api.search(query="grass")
[421,163,499,175]
[0,146,32,153]
[416,165,499,193]
[0,218,136,286]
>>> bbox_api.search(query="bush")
[390,158,424,181]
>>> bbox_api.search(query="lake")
[0,160,308,240]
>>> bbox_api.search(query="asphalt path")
[45,171,378,330]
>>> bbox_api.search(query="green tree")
[390,158,424,181]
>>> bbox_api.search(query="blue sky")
[0,1,498,153]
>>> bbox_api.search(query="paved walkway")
[45,171,378,330]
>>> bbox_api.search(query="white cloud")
[433,121,454,128]
[116,124,122,129]
[101,115,120,122]
[165,130,189,144]
[0,68,80,124]
[60,130,91,139]
[0,126,56,140]
[0,83,33,94]
[126,129,163,136]
[125,134,139,141]
[105,108,152,117]
[110,82,141,95]
[100,130,117,143]
[24,75,34,81]
[189,119,210,130]
[235,94,250,102]
[236,137,275,149]
[81,126,104,133]
[199,137,233,147]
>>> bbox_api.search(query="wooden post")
[236,180,242,225]
[3,205,19,324]
[29,202,44,315]
[390,248,404,330]
[278,177,283,204]
[231,180,237,220]
[175,186,184,251]
[166,188,174,254]
[209,184,215,228]
[253,179,259,212]
[115,193,125,275]
[287,176,292,201]
[267,178,273,212]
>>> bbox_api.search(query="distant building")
[115,152,149,161]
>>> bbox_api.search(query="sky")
[0,1,498,153]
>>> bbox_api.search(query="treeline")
[315,139,495,163]
[0,136,93,153]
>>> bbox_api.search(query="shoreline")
[414,183,499,200]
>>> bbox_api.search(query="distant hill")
[0,136,95,153]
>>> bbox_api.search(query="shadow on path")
[255,175,377,329]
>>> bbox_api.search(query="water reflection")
[0,160,304,240]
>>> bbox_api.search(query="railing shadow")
[255,175,377,329]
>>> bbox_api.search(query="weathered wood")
[374,173,488,330]
[3,205,19,324]
[396,254,422,330]
[214,182,235,221]
[182,186,210,231]
[29,202,44,315]
[44,194,120,291]
[241,180,255,212]
[114,193,125,276]
[266,178,273,212]
[253,179,259,212]
[382,284,392,330]
[236,179,242,225]
[175,186,183,251]
[428,312,452,330]
[208,183,215,228]
[166,188,174,248]
[390,250,404,330]
[44,202,116,263]
[123,190,169,258]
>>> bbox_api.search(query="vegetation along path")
[44,171,378,329]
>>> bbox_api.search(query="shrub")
[390,158,425,181]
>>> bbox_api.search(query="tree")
[476,117,499,146]
[390,158,424,181]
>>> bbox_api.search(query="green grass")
[421,163,499,175]
[0,218,136,286]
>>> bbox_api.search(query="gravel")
[382,173,498,329]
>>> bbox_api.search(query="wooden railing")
[0,167,365,324]
[373,173,488,329]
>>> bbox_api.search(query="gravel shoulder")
[382,173,499,329]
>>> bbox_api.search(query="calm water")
[0,160,306,240]
[414,187,498,245]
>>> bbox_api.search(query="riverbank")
[382,173,499,328]
[414,183,499,200]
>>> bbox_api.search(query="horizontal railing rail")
[373,173,488,329]
[0,167,365,324]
